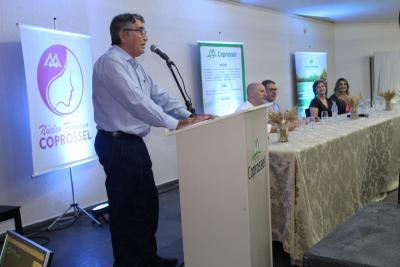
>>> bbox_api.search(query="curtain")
[373,52,400,100]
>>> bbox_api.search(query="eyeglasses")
[122,28,147,37]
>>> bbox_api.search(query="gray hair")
[110,13,145,45]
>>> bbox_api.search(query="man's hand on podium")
[176,114,216,130]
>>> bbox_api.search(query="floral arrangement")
[268,111,284,125]
[378,90,396,102]
[268,108,297,124]
[343,95,362,109]
[343,95,362,119]
[378,89,396,111]
[268,112,287,141]
[286,107,298,122]
[268,108,298,142]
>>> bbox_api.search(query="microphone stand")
[166,61,195,114]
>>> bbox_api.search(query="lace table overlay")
[268,112,400,265]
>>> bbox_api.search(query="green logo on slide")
[207,49,217,59]
[207,48,237,59]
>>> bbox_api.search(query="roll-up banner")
[198,41,246,116]
[294,52,327,116]
[19,24,97,176]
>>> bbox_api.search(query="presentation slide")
[198,41,246,116]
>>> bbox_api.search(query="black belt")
[98,129,140,139]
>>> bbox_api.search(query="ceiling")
[230,0,400,23]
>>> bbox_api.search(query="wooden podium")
[171,105,273,267]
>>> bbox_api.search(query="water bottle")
[358,100,366,116]
[365,98,371,116]
[331,101,338,122]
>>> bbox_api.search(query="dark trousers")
[95,131,159,267]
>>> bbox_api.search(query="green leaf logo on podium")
[251,138,261,161]
[248,138,265,180]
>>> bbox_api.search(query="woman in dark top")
[329,78,350,114]
[309,79,332,118]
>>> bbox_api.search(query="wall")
[334,22,400,98]
[0,0,335,232]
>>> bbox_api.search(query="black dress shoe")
[154,256,178,267]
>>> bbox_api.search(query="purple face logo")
[37,44,84,116]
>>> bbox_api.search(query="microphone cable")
[171,63,193,111]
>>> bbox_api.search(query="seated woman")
[329,78,350,114]
[309,79,332,118]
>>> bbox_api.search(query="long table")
[268,111,400,265]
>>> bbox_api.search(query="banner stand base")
[47,167,101,231]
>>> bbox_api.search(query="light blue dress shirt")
[266,100,280,112]
[93,46,191,137]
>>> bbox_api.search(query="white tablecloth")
[268,111,400,265]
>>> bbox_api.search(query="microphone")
[150,44,173,64]
[150,44,195,113]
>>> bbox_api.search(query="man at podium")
[92,13,210,267]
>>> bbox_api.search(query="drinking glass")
[365,98,371,116]
[321,111,328,124]
[370,100,376,117]
[308,116,315,129]
[397,91,400,110]
[375,96,384,113]
[298,115,306,134]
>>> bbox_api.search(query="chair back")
[305,108,310,117]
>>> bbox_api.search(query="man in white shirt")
[262,80,280,112]
[236,83,267,112]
